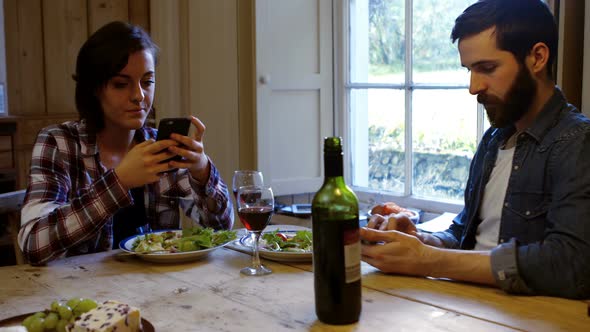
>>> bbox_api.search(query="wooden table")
[0,247,587,331]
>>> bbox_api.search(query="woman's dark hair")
[451,0,557,79]
[74,21,159,133]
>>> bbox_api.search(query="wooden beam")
[129,0,150,32]
[42,0,88,115]
[88,0,129,33]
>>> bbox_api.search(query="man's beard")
[477,64,537,128]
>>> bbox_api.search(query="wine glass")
[232,170,263,200]
[237,185,274,276]
[232,171,264,234]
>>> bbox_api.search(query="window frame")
[335,0,486,214]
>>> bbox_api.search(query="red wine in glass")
[238,206,273,231]
[237,185,274,276]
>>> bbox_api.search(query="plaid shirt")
[19,120,234,265]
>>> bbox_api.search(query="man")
[361,0,590,299]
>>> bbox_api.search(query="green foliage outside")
[368,0,474,76]
[363,0,478,200]
[369,124,476,155]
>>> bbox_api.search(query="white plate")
[0,312,155,332]
[226,225,312,262]
[119,230,231,263]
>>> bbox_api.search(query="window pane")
[412,89,477,200]
[412,0,475,85]
[350,0,405,84]
[351,89,405,194]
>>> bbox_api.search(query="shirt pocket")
[503,191,550,244]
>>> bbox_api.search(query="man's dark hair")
[451,0,557,79]
[73,21,159,133]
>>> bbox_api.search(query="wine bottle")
[311,137,361,324]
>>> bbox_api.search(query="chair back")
[0,189,26,213]
[0,189,26,264]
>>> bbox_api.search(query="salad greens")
[132,227,237,253]
[261,230,312,252]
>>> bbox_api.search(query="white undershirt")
[474,146,515,251]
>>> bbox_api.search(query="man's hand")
[360,227,496,286]
[361,227,438,277]
[367,212,445,247]
[115,139,178,189]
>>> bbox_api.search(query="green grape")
[22,314,36,328]
[56,319,69,332]
[50,300,61,312]
[44,312,59,329]
[73,298,98,316]
[28,317,45,332]
[57,304,73,320]
[32,311,46,319]
[66,297,82,309]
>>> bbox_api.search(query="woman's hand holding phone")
[114,139,179,190]
[165,116,211,183]
[117,116,211,187]
[155,117,191,163]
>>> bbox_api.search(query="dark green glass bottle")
[311,137,361,324]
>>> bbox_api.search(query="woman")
[18,21,233,265]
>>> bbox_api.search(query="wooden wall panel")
[4,0,46,116]
[149,0,185,122]
[560,0,584,110]
[42,0,88,115]
[237,0,255,170]
[88,0,129,33]
[129,0,150,32]
[187,0,239,186]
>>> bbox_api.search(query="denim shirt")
[433,88,590,299]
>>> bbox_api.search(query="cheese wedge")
[66,300,141,332]
[0,327,28,332]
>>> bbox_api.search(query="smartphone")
[156,117,191,163]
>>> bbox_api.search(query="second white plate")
[227,225,312,262]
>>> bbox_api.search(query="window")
[343,0,485,208]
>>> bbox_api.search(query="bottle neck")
[324,153,343,178]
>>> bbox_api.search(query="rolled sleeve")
[183,160,234,230]
[188,158,217,197]
[490,238,535,295]
[431,230,461,249]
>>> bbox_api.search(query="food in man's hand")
[131,227,236,253]
[370,202,415,217]
[66,300,141,332]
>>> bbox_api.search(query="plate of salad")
[227,225,313,262]
[119,227,237,263]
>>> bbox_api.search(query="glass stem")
[251,231,262,269]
